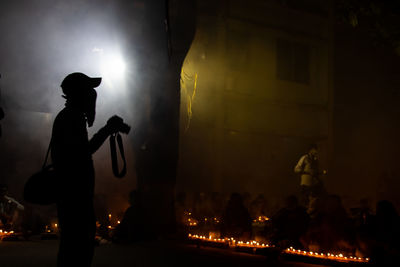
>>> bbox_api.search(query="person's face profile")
[309,148,317,157]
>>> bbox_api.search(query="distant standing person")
[51,72,129,267]
[294,144,325,207]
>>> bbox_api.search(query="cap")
[61,72,101,96]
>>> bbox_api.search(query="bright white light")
[100,53,126,80]
[93,47,127,91]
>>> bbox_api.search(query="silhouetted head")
[128,190,141,207]
[325,194,344,212]
[228,193,244,208]
[0,184,8,199]
[376,200,398,222]
[176,192,186,205]
[284,195,298,210]
[61,72,102,127]
[308,143,318,158]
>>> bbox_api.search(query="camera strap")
[42,138,53,169]
[110,133,127,178]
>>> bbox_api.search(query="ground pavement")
[0,237,324,267]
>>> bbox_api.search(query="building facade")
[177,0,334,199]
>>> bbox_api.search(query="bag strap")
[110,133,127,178]
[42,139,52,170]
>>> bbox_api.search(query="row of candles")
[0,229,15,240]
[186,213,268,227]
[253,215,269,223]
[185,211,222,227]
[285,247,369,263]
[0,229,15,235]
[188,234,370,264]
[107,213,120,230]
[188,234,272,249]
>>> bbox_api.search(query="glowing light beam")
[92,47,127,91]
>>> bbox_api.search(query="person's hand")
[106,115,124,134]
[105,115,130,134]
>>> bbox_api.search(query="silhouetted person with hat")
[51,72,128,267]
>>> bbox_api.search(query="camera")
[119,121,131,134]
[107,115,131,134]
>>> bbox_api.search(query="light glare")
[93,47,127,91]
[100,53,126,80]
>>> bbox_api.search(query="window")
[276,39,310,84]
[227,29,249,70]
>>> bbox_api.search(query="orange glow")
[0,229,17,241]
[188,233,271,248]
[285,247,369,263]
[187,234,370,263]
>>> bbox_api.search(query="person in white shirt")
[294,144,321,207]
[0,184,24,230]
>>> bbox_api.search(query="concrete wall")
[177,0,334,200]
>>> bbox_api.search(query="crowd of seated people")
[7,183,399,265]
[175,191,400,265]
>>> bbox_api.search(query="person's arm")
[89,126,110,154]
[294,155,305,174]
[88,115,128,154]
[4,196,24,211]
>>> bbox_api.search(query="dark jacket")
[51,106,108,198]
